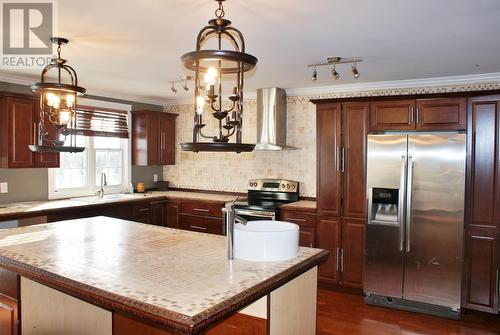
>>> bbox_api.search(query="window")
[48,99,132,199]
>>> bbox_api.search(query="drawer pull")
[190,225,207,231]
[138,208,150,212]
[193,208,210,212]
[287,218,307,222]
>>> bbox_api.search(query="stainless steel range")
[233,179,299,221]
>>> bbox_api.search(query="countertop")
[0,216,327,334]
[0,190,239,221]
[280,200,317,212]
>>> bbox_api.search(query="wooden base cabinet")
[280,209,316,248]
[316,216,341,284]
[340,219,365,288]
[463,229,499,313]
[0,269,19,335]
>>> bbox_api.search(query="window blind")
[72,105,129,138]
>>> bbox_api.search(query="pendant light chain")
[215,1,225,18]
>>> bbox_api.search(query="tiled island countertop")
[0,216,327,334]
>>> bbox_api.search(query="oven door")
[234,208,276,221]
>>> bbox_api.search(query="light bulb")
[59,110,71,125]
[196,96,205,115]
[66,94,75,108]
[46,92,56,107]
[204,67,218,86]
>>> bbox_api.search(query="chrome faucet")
[97,172,107,198]
[222,199,248,260]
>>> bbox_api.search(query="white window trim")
[48,99,132,200]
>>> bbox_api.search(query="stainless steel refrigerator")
[364,133,466,319]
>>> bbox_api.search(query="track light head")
[170,83,178,93]
[331,65,340,80]
[351,64,360,79]
[311,67,318,81]
[182,82,190,92]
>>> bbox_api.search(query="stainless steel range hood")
[255,88,298,150]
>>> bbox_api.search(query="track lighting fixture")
[311,67,318,81]
[308,57,362,81]
[331,65,340,80]
[169,76,193,94]
[351,63,360,79]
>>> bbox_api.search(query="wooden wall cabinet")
[370,97,466,132]
[0,93,60,168]
[132,111,177,166]
[464,96,500,314]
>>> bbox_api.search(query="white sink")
[234,220,299,262]
[73,194,141,203]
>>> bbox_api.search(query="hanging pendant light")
[180,0,258,153]
[29,37,86,153]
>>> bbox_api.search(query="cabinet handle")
[190,225,207,231]
[193,208,210,212]
[336,147,341,171]
[416,106,420,125]
[336,247,340,271]
[496,269,499,299]
[287,218,307,222]
[340,248,344,273]
[341,147,345,172]
[309,242,313,248]
[138,208,150,212]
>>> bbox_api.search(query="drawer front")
[179,214,223,235]
[299,227,315,248]
[181,201,223,218]
[133,202,151,219]
[280,210,316,228]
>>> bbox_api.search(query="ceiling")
[1,0,500,105]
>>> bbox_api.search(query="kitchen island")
[0,216,327,334]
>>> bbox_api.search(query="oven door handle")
[234,209,276,219]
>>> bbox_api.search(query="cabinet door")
[369,100,415,131]
[341,219,365,288]
[464,229,499,313]
[416,97,467,131]
[147,113,160,166]
[7,97,35,168]
[34,102,60,168]
[342,102,368,219]
[166,202,180,229]
[316,103,342,216]
[151,201,167,226]
[0,295,18,335]
[280,210,316,248]
[160,115,176,165]
[468,98,500,230]
[299,227,315,248]
[316,216,341,284]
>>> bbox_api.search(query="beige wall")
[164,97,317,197]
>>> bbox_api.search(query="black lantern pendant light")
[29,37,86,153]
[180,0,257,153]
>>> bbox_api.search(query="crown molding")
[284,72,500,97]
[0,72,171,107]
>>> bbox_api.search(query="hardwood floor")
[317,289,500,335]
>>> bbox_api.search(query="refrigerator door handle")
[406,156,414,252]
[398,155,407,251]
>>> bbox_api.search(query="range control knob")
[291,185,296,189]
[281,184,285,188]
[286,184,291,189]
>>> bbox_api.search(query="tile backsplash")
[163,97,317,197]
